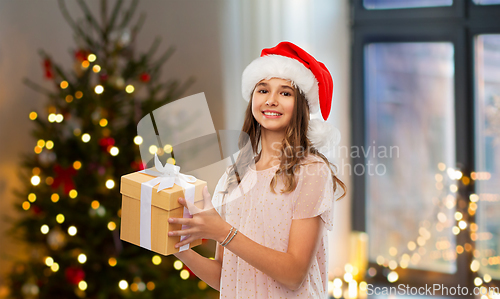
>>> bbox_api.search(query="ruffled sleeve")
[291,159,335,231]
[211,168,229,219]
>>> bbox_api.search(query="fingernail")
[174,244,178,248]
[168,218,173,222]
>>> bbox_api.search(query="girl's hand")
[168,185,230,248]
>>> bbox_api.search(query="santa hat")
[241,41,340,152]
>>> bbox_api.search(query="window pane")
[473,0,500,5]
[365,42,456,273]
[474,34,500,280]
[364,0,453,10]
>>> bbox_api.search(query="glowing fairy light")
[152,255,162,265]
[107,221,116,231]
[119,280,128,290]
[82,133,91,143]
[94,85,104,94]
[46,140,54,149]
[106,179,115,189]
[87,54,96,62]
[45,257,54,267]
[31,175,41,186]
[68,226,77,236]
[125,85,135,93]
[78,253,87,264]
[56,214,65,224]
[108,257,117,267]
[41,225,49,234]
[60,81,69,89]
[134,136,143,145]
[180,269,190,280]
[110,146,119,156]
[93,65,101,73]
[29,111,37,120]
[149,145,157,154]
[69,189,78,198]
[78,281,88,291]
[173,260,183,270]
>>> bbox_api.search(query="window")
[351,0,500,288]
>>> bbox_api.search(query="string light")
[149,145,157,154]
[65,95,74,103]
[22,201,30,210]
[99,118,108,127]
[82,133,91,143]
[46,140,54,149]
[68,226,77,236]
[78,281,88,291]
[82,60,90,68]
[45,257,54,267]
[471,260,480,272]
[69,189,78,199]
[60,81,69,89]
[180,269,190,280]
[29,111,38,120]
[51,193,59,203]
[46,176,54,185]
[56,214,65,224]
[51,263,59,272]
[164,144,173,153]
[146,282,155,290]
[119,280,128,290]
[31,175,41,186]
[134,136,143,145]
[73,161,82,170]
[87,54,96,62]
[55,114,64,123]
[48,114,56,122]
[107,147,118,157]
[107,221,116,231]
[75,91,83,99]
[125,85,135,93]
[198,281,207,290]
[108,257,117,267]
[106,179,115,189]
[167,158,176,165]
[34,146,42,154]
[28,193,36,202]
[41,225,49,234]
[173,260,183,270]
[37,140,45,148]
[92,65,101,73]
[94,85,104,94]
[91,200,100,209]
[152,255,162,265]
[78,253,87,264]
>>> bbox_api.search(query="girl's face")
[251,78,295,134]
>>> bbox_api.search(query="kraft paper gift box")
[120,166,206,256]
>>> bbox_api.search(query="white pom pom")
[307,119,341,153]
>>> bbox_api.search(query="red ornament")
[43,59,53,79]
[99,137,115,151]
[52,164,77,195]
[32,205,42,215]
[65,267,85,285]
[139,72,151,83]
[131,161,146,171]
[74,49,89,62]
[99,73,108,82]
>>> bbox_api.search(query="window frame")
[350,0,500,289]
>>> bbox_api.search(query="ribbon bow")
[140,153,197,193]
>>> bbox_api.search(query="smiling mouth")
[262,111,282,116]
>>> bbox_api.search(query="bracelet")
[220,226,234,245]
[221,228,238,247]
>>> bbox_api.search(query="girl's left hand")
[168,185,230,248]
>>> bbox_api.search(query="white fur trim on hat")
[241,54,320,114]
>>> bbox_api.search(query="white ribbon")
[138,153,197,252]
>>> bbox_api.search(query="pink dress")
[211,155,336,298]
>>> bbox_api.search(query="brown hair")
[220,84,347,201]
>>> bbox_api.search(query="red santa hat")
[241,41,340,151]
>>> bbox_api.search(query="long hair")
[220,85,347,201]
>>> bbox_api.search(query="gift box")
[120,167,206,256]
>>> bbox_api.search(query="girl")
[168,41,346,298]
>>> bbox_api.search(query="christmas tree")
[6,0,218,298]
